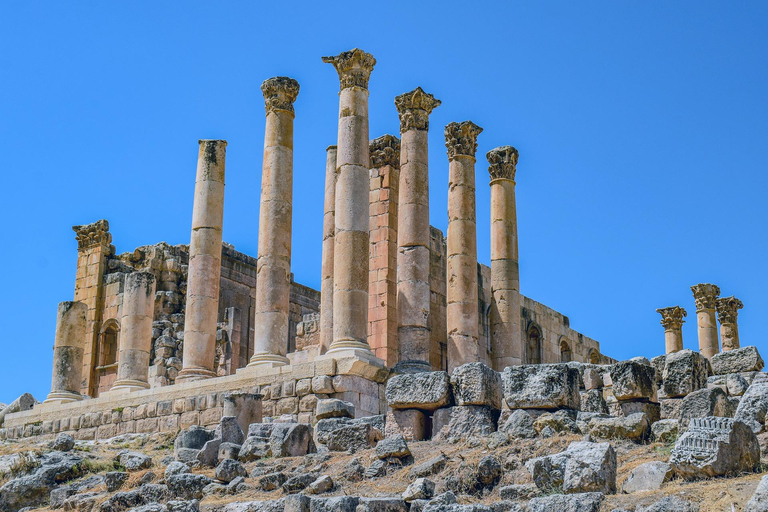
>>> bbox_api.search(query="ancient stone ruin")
[0,47,764,512]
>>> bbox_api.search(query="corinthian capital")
[444,121,483,160]
[261,77,300,115]
[369,135,401,169]
[691,283,720,311]
[394,87,441,132]
[657,306,687,330]
[716,296,743,325]
[73,219,112,250]
[487,146,520,182]
[322,48,376,90]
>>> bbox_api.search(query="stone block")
[583,367,604,390]
[180,411,200,428]
[316,399,355,420]
[610,360,657,401]
[385,409,426,441]
[580,389,608,414]
[146,401,157,417]
[528,493,604,512]
[660,398,683,420]
[200,407,223,426]
[315,358,337,377]
[663,349,709,398]
[735,382,768,433]
[270,423,316,458]
[444,405,497,441]
[450,362,502,409]
[651,419,680,443]
[159,415,180,432]
[296,379,312,396]
[526,441,617,494]
[276,397,299,415]
[621,461,673,493]
[173,399,185,414]
[332,375,380,396]
[96,424,117,439]
[619,401,660,423]
[283,380,296,397]
[184,397,196,412]
[299,394,319,412]
[670,416,759,479]
[680,387,736,426]
[385,372,451,411]
[297,412,313,424]
[711,346,764,375]
[117,420,136,434]
[431,407,452,438]
[326,423,381,452]
[588,413,650,442]
[157,401,173,416]
[312,375,335,394]
[502,364,580,410]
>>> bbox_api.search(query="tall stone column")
[394,87,441,372]
[177,140,227,382]
[111,272,157,392]
[656,306,687,354]
[322,48,377,355]
[45,301,88,403]
[368,134,401,366]
[487,146,522,370]
[320,145,337,354]
[691,283,720,358]
[716,296,743,351]
[249,77,300,367]
[445,121,484,371]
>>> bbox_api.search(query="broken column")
[320,145,337,354]
[716,296,743,351]
[368,134,401,366]
[445,121,483,371]
[487,146,522,369]
[111,272,157,392]
[322,48,376,355]
[691,283,720,358]
[656,306,687,354]
[394,87,441,372]
[177,139,227,382]
[249,77,300,367]
[45,301,88,403]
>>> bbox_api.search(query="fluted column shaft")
[657,306,687,354]
[691,283,720,358]
[45,301,88,403]
[112,272,156,391]
[445,121,483,372]
[394,87,440,372]
[250,77,300,367]
[323,49,376,354]
[716,296,743,351]
[320,146,338,354]
[177,140,227,382]
[487,146,522,370]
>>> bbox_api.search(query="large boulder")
[175,426,213,453]
[502,364,580,410]
[215,417,245,446]
[215,459,246,484]
[167,474,213,500]
[735,382,768,433]
[450,362,502,409]
[527,492,604,512]
[651,419,680,443]
[711,346,764,375]
[499,409,536,438]
[444,405,497,441]
[315,399,355,420]
[238,435,271,462]
[325,423,381,452]
[670,416,759,479]
[526,441,616,494]
[116,450,152,472]
[663,349,709,398]
[610,360,657,401]
[679,387,736,426]
[621,461,673,493]
[386,372,452,411]
[0,451,84,512]
[745,474,768,512]
[270,423,316,458]
[588,413,650,442]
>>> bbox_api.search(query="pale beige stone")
[692,283,721,358]
[657,306,686,354]
[46,301,88,403]
[111,272,156,392]
[716,296,743,351]
[320,146,338,354]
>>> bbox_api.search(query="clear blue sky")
[1,2,766,403]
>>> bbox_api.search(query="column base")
[392,359,432,374]
[43,391,83,404]
[175,367,217,383]
[247,352,290,369]
[325,339,373,355]
[106,379,151,395]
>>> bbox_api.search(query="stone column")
[111,272,157,392]
[45,301,88,403]
[320,145,337,354]
[177,140,227,382]
[691,283,720,358]
[716,296,743,351]
[368,134,401,366]
[445,121,484,371]
[394,87,441,372]
[487,146,522,370]
[249,77,300,368]
[656,306,687,354]
[322,48,377,355]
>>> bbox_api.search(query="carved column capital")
[322,48,376,90]
[691,283,720,311]
[394,87,441,132]
[716,296,743,324]
[369,134,401,169]
[487,146,520,182]
[444,121,483,160]
[73,219,112,250]
[261,77,300,115]
[657,306,687,330]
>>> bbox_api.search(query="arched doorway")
[560,339,572,362]
[526,324,542,364]
[93,319,119,396]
